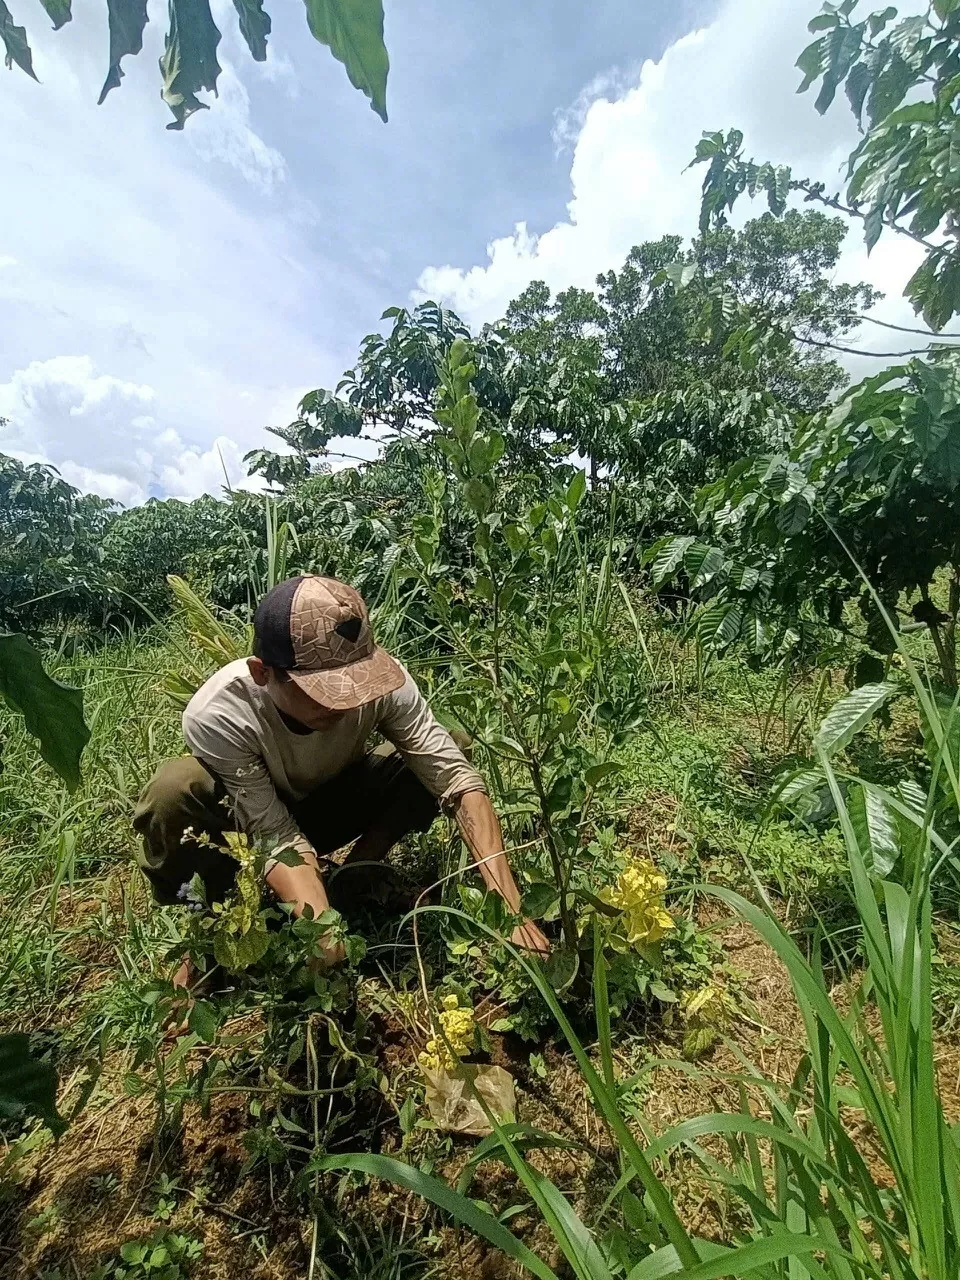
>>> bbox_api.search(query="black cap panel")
[253,576,301,669]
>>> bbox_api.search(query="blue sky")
[0,0,926,504]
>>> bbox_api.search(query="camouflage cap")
[253,575,404,711]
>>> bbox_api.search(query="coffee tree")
[651,349,960,687]
[693,0,960,330]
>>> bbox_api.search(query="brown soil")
[5,900,960,1280]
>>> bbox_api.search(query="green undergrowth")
[3,609,959,1277]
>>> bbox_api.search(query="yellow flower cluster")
[682,983,735,1027]
[418,994,476,1074]
[222,830,255,867]
[681,982,737,1058]
[603,857,674,949]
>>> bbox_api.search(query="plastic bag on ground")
[423,1063,516,1136]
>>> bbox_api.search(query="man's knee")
[133,757,234,906]
[133,756,221,831]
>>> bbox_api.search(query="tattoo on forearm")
[457,806,480,847]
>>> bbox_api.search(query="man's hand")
[510,917,551,956]
[162,954,196,1040]
[313,933,347,969]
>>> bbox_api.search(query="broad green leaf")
[232,0,270,60]
[545,772,573,815]
[814,25,864,115]
[0,634,89,791]
[727,562,761,591]
[776,490,812,535]
[929,421,960,486]
[98,0,149,103]
[796,37,825,92]
[585,761,622,787]
[160,0,223,130]
[0,0,36,78]
[934,0,960,17]
[187,998,220,1042]
[213,924,270,971]
[866,51,913,126]
[468,433,505,475]
[542,948,579,993]
[850,783,900,878]
[463,477,492,515]
[775,766,825,806]
[524,882,560,920]
[868,5,897,36]
[312,1154,558,1280]
[566,468,587,510]
[302,0,389,123]
[0,1033,64,1134]
[844,58,871,125]
[38,0,70,30]
[664,261,698,290]
[696,602,743,649]
[486,431,506,469]
[650,535,694,587]
[683,542,724,588]
[919,690,960,785]
[503,523,527,555]
[813,681,897,757]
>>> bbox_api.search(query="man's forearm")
[453,789,522,913]
[265,850,345,966]
[265,847,331,918]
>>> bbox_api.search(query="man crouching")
[133,574,550,977]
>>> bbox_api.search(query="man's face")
[247,657,346,730]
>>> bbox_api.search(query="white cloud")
[551,64,641,157]
[0,354,153,424]
[415,0,929,364]
[0,355,265,505]
[58,461,146,508]
[186,61,288,192]
[0,3,342,506]
[157,433,267,500]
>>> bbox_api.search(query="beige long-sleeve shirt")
[182,659,484,864]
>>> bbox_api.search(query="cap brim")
[286,646,405,711]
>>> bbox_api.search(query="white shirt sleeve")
[377,668,487,806]
[182,706,315,870]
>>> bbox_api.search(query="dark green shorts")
[132,745,439,906]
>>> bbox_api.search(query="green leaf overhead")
[232,0,270,61]
[98,0,149,104]
[159,0,223,130]
[0,1,36,78]
[0,634,90,791]
[302,0,389,122]
[37,0,71,31]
